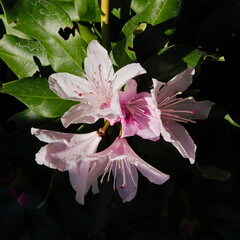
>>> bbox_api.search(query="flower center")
[100,156,137,191]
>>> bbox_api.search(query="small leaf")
[0,34,49,78]
[133,23,147,34]
[224,114,240,128]
[200,165,232,182]
[1,77,77,118]
[74,0,101,22]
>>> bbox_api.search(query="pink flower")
[48,40,146,127]
[31,128,102,204]
[109,79,161,141]
[151,68,214,163]
[84,137,170,202]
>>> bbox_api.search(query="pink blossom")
[31,128,102,204]
[151,68,214,163]
[84,137,170,202]
[109,79,161,141]
[48,40,146,127]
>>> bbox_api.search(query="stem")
[98,120,110,136]
[101,0,110,51]
[37,170,56,209]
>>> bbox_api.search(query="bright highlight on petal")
[152,68,214,163]
[48,40,146,127]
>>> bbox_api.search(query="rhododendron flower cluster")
[32,40,213,204]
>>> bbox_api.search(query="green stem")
[37,170,56,209]
[101,0,110,51]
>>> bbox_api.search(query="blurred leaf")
[134,19,179,62]
[224,114,240,128]
[143,45,205,82]
[9,109,53,128]
[128,136,197,175]
[74,0,101,22]
[0,0,87,75]
[1,77,77,118]
[200,165,232,182]
[0,34,49,78]
[199,202,240,240]
[122,0,181,47]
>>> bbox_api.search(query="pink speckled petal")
[49,72,91,101]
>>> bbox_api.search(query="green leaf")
[0,14,30,39]
[200,165,232,182]
[77,23,98,44]
[51,0,79,21]
[111,38,136,68]
[143,45,205,82]
[224,114,240,128]
[1,77,77,118]
[122,0,181,47]
[74,0,101,22]
[131,0,148,14]
[0,34,49,78]
[0,0,87,75]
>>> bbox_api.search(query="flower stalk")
[101,0,110,51]
[99,120,110,136]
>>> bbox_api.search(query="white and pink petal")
[114,63,146,91]
[155,67,195,103]
[49,72,92,101]
[84,40,114,81]
[163,122,196,164]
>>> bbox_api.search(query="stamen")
[120,160,126,189]
[162,109,195,114]
[107,162,113,182]
[100,160,112,184]
[124,159,137,188]
[158,92,182,108]
[162,97,193,109]
[113,162,117,191]
[161,112,196,123]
